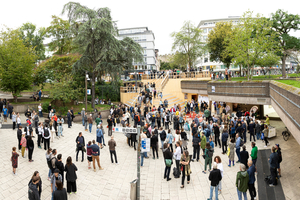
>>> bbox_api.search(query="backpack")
[47,156,56,169]
[179,117,183,123]
[239,139,244,147]
[173,167,180,178]
[205,129,211,138]
[166,115,170,121]
[184,123,189,131]
[135,115,140,122]
[116,118,120,124]
[208,148,214,158]
[44,128,49,137]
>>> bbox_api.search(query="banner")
[113,127,137,133]
[141,138,150,152]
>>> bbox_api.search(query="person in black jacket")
[55,154,65,184]
[151,132,159,159]
[27,136,34,162]
[24,124,33,139]
[28,176,40,200]
[209,162,222,200]
[159,127,166,149]
[17,126,23,151]
[192,134,201,161]
[163,143,173,181]
[240,145,249,169]
[64,156,78,194]
[53,180,67,200]
[213,124,221,148]
[248,121,255,142]
[75,132,85,162]
[28,171,42,198]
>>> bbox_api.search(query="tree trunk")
[247,65,250,81]
[239,65,242,77]
[14,94,17,103]
[92,65,96,109]
[281,56,286,78]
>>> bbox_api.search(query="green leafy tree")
[171,21,204,70]
[224,11,281,80]
[207,21,234,68]
[45,15,74,55]
[62,2,143,108]
[270,9,300,77]
[0,28,37,102]
[19,23,46,62]
[160,61,179,70]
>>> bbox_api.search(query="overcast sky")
[1,0,299,55]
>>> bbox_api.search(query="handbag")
[227,147,230,156]
[165,159,172,167]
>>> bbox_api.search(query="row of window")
[119,28,147,35]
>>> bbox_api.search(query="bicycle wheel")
[283,131,289,141]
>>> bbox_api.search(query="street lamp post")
[85,71,88,112]
[136,125,141,200]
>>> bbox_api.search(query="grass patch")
[275,80,300,89]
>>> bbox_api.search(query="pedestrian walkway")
[0,116,299,199]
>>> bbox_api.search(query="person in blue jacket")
[235,134,241,163]
[247,160,256,200]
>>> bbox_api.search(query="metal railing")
[169,71,210,79]
[160,72,169,91]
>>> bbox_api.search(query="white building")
[197,16,293,75]
[118,27,157,71]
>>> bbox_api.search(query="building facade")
[197,16,293,75]
[118,27,157,71]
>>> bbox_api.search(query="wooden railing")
[160,72,169,91]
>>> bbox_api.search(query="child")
[20,133,27,158]
[11,147,19,175]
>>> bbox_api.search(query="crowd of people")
[1,95,283,200]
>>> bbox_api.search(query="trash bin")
[130,179,137,200]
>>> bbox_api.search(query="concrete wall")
[12,104,39,113]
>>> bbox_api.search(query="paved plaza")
[0,116,299,200]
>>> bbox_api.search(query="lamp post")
[136,125,141,200]
[85,71,88,112]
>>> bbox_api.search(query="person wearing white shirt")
[37,122,44,148]
[214,156,224,195]
[38,103,42,117]
[43,125,51,150]
[174,141,182,172]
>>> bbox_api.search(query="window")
[221,65,226,69]
[204,58,208,63]
[208,28,212,33]
[203,29,207,33]
[203,36,207,40]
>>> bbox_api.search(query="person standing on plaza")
[37,122,44,149]
[200,131,207,154]
[51,169,62,200]
[262,125,269,147]
[43,124,51,150]
[87,140,104,172]
[27,136,34,162]
[49,149,58,174]
[2,105,8,122]
[159,127,166,149]
[17,113,21,129]
[86,141,93,169]
[214,156,224,195]
[38,103,42,117]
[24,123,33,139]
[17,126,23,152]
[88,114,93,133]
[107,115,113,136]
[81,108,85,126]
[240,145,249,169]
[166,129,174,152]
[235,133,241,163]
[12,112,16,130]
[208,162,222,200]
[180,150,191,188]
[65,156,78,194]
[180,128,188,150]
[67,110,72,128]
[236,164,249,200]
[250,142,258,172]
[163,143,173,181]
[75,132,85,162]
[55,154,65,185]
[96,125,104,149]
[70,107,75,122]
[11,147,19,175]
[95,114,102,128]
[269,146,279,187]
[192,134,201,162]
[28,171,42,198]
[28,176,40,200]
[174,141,182,173]
[247,160,256,200]
[203,142,213,174]
[57,115,64,138]
[150,132,159,159]
[221,126,229,154]
[53,180,67,200]
[20,133,27,158]
[275,144,282,177]
[108,135,118,164]
[46,148,52,180]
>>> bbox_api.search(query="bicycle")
[282,127,291,141]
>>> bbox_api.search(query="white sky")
[0,0,299,55]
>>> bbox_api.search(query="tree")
[270,9,300,77]
[0,28,37,102]
[171,21,204,70]
[62,2,143,108]
[19,23,46,62]
[207,21,234,68]
[45,15,74,55]
[160,61,179,70]
[224,11,281,80]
